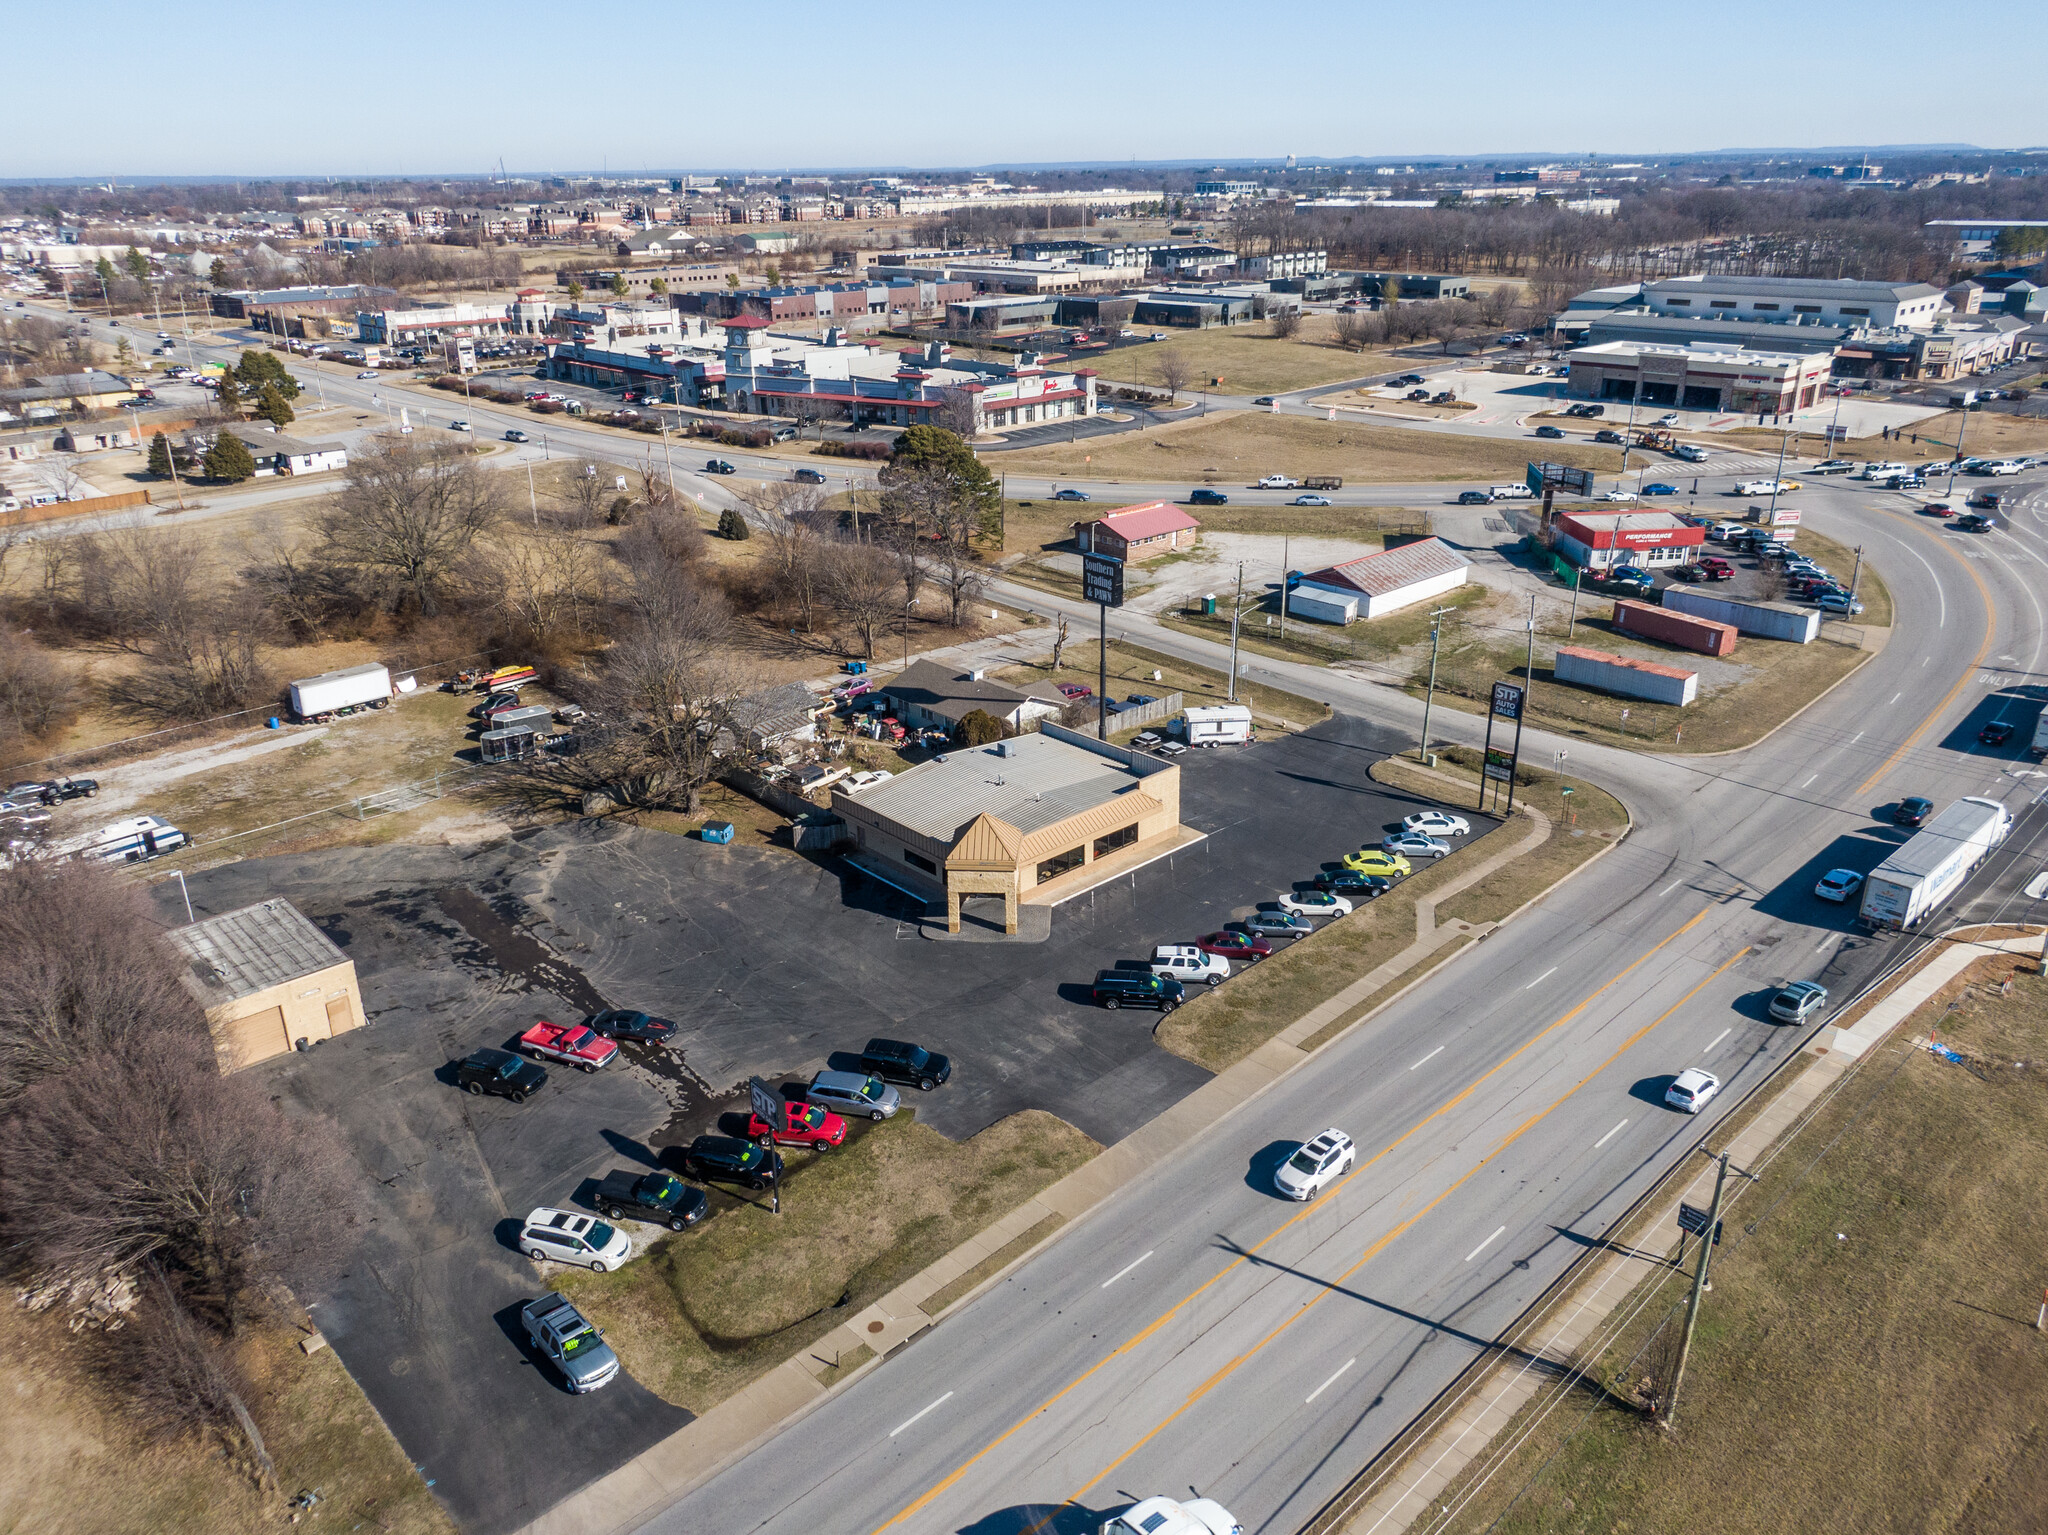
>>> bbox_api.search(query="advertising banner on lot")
[1484,747,1515,782]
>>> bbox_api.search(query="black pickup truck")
[594,1169,708,1231]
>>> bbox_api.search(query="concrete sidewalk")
[1327,928,2045,1535]
[522,792,1596,1535]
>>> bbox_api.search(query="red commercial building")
[1553,510,1705,571]
[1072,501,1202,562]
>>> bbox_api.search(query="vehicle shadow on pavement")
[491,1299,550,1386]
[601,1127,664,1170]
[1246,1139,1302,1196]
[1628,1074,1680,1108]
[955,1502,1115,1535]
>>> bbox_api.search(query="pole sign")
[748,1075,782,1132]
[1081,552,1125,608]
[1490,682,1525,720]
[1677,1203,1723,1244]
[1483,747,1516,783]
[1528,463,1597,498]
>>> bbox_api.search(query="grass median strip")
[1156,752,1624,1075]
[556,1110,1096,1414]
[1428,951,2048,1535]
[922,1213,1066,1317]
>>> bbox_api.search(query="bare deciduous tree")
[0,628,81,750]
[1155,349,1191,403]
[1268,307,1301,339]
[821,540,902,659]
[317,436,504,617]
[1050,613,1071,669]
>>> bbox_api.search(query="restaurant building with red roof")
[1072,501,1202,562]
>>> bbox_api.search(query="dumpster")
[701,821,735,844]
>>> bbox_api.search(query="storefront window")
[1093,824,1138,858]
[1036,846,1085,883]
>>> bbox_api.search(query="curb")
[520,753,1642,1535]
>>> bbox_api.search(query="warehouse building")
[831,726,1187,934]
[1554,645,1698,706]
[1288,537,1470,623]
[1072,501,1201,562]
[1562,339,1834,416]
[1551,510,1706,572]
[168,899,365,1073]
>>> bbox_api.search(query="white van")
[1857,461,1910,480]
[1181,704,1254,747]
[1487,484,1533,500]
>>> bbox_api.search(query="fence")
[0,489,154,530]
[1101,690,1183,735]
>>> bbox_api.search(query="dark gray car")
[520,1292,620,1394]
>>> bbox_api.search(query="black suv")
[1090,971,1185,1012]
[679,1136,784,1190]
[1188,488,1228,505]
[704,459,737,474]
[457,1047,547,1103]
[858,1038,952,1091]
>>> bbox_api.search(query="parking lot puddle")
[434,884,610,1015]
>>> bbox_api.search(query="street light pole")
[1417,603,1451,764]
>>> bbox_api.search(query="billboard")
[1527,462,1597,497]
[1490,682,1525,720]
[1081,552,1125,608]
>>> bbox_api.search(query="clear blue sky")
[13,0,2039,179]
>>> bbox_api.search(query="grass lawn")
[1718,408,2048,462]
[1086,319,1388,397]
[1431,950,2048,1535]
[555,1109,1096,1412]
[1796,524,1895,629]
[989,637,1331,733]
[0,1302,450,1535]
[990,412,1624,486]
[1157,755,1625,1073]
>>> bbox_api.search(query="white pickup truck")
[1256,474,1300,489]
[1152,944,1230,987]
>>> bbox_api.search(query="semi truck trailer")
[1857,795,2012,931]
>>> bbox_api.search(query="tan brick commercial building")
[831,725,1186,934]
[168,899,365,1072]
[1071,501,1201,562]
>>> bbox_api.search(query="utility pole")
[1523,591,1538,705]
[1565,562,1584,638]
[1664,1149,1753,1428]
[1945,405,1971,498]
[1226,561,1245,704]
[1278,534,1290,643]
[1417,603,1451,764]
[1766,424,1792,521]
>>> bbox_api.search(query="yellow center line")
[1855,522,1998,797]
[1063,943,1754,1509]
[868,908,1711,1534]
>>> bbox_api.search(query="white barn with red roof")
[1287,536,1470,623]
[1071,501,1202,562]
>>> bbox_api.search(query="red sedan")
[746,1099,847,1150]
[1923,502,1954,517]
[1195,930,1273,963]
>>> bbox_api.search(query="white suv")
[1274,1129,1355,1200]
[520,1208,632,1272]
[1152,944,1230,986]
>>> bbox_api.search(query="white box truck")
[1857,795,2012,931]
[289,663,393,721]
[1181,704,1254,747]
[2031,710,2048,761]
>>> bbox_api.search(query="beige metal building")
[168,899,365,1072]
[831,725,1186,934]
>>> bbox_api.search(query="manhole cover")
[867,1320,885,1334]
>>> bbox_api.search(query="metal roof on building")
[1645,276,1942,303]
[168,899,350,1008]
[845,732,1151,844]
[1084,501,1202,543]
[1306,536,1468,598]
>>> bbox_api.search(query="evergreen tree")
[95,255,116,286]
[146,431,174,478]
[609,273,628,298]
[115,337,135,367]
[565,280,584,302]
[649,277,668,296]
[257,382,295,427]
[717,506,751,541]
[217,369,243,414]
[209,257,229,286]
[204,431,256,482]
[123,246,150,282]
[952,709,1005,747]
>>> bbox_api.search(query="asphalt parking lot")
[161,712,1494,1531]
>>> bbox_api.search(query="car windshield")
[795,1104,825,1128]
[902,1046,931,1070]
[650,1176,685,1203]
[560,1323,600,1355]
[586,1221,617,1249]
[733,1143,761,1166]
[495,1057,523,1079]
[563,1027,594,1049]
[1288,1149,1323,1174]
[860,1077,885,1100]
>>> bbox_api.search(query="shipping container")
[289,663,393,719]
[1554,645,1698,706]
[1661,588,1819,644]
[1857,796,2011,931]
[1612,599,1738,657]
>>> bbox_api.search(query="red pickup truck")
[745,1099,848,1150]
[519,1020,618,1073]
